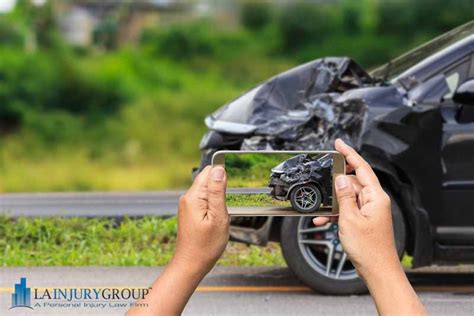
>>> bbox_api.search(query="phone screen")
[212,151,345,216]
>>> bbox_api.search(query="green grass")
[0,216,285,267]
[401,254,413,268]
[0,215,413,269]
[226,193,290,207]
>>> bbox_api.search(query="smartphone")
[212,150,345,216]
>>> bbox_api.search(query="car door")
[439,54,474,238]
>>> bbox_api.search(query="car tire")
[289,184,322,213]
[280,190,406,295]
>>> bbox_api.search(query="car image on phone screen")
[212,150,345,216]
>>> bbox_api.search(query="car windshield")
[371,21,473,81]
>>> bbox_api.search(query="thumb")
[335,175,359,219]
[207,166,228,220]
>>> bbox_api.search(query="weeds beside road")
[0,216,285,267]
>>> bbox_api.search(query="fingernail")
[335,175,348,190]
[211,166,225,181]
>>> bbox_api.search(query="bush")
[140,21,254,61]
[376,0,473,39]
[0,49,132,130]
[277,3,340,52]
[23,111,82,144]
[141,21,216,59]
[54,56,133,116]
[240,2,273,31]
[295,34,402,68]
[0,50,58,128]
[0,19,24,48]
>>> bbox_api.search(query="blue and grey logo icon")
[10,277,33,309]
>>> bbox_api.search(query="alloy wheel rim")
[297,217,358,280]
[294,186,318,210]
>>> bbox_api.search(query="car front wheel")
[280,192,406,295]
[289,184,322,213]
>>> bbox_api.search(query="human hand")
[313,140,426,315]
[313,139,400,280]
[174,165,230,275]
[127,166,230,316]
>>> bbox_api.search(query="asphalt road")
[1,267,473,315]
[0,188,271,217]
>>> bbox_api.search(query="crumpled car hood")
[206,57,377,150]
[271,154,333,184]
[271,153,332,173]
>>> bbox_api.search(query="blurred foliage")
[278,2,338,52]
[0,50,132,128]
[240,2,273,31]
[0,18,24,48]
[226,153,295,188]
[93,15,120,50]
[0,1,471,192]
[140,20,259,61]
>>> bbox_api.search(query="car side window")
[440,57,471,99]
[445,72,460,98]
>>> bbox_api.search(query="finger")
[180,166,211,217]
[348,175,363,194]
[187,166,211,197]
[207,165,228,220]
[335,139,379,187]
[313,217,330,226]
[361,185,390,205]
[335,175,360,220]
[357,189,364,208]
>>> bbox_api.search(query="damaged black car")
[269,154,332,213]
[196,22,474,294]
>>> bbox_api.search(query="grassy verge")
[226,193,289,207]
[0,215,410,268]
[0,216,285,267]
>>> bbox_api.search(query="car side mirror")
[453,80,474,106]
